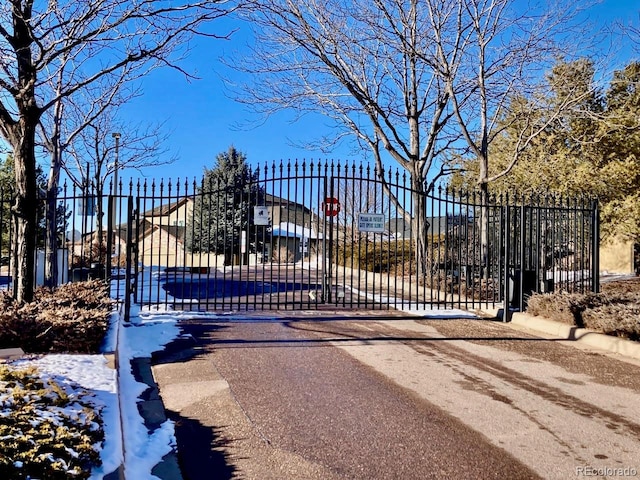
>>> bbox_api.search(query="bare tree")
[434,1,596,194]
[237,0,598,277]
[38,76,145,286]
[616,11,640,53]
[0,0,235,301]
[237,0,461,276]
[430,0,598,272]
[64,105,174,274]
[335,175,386,245]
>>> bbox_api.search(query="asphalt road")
[152,312,640,479]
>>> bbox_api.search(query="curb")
[119,307,639,480]
[107,303,126,480]
[510,312,640,361]
[114,299,182,480]
[130,356,183,480]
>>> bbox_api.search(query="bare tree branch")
[433,0,602,192]
[234,0,458,186]
[0,0,237,301]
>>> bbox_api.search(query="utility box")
[509,269,537,310]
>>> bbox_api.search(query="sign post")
[322,191,340,303]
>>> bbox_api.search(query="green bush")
[0,365,103,479]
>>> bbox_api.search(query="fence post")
[591,200,600,293]
[106,195,113,282]
[519,204,526,311]
[502,204,512,322]
[133,196,140,304]
[124,196,134,322]
[326,178,335,304]
[321,175,327,302]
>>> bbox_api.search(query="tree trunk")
[410,175,428,278]
[44,187,59,288]
[45,97,64,289]
[12,122,39,302]
[479,180,490,279]
[10,1,41,302]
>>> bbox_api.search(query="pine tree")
[598,62,640,241]
[187,147,266,259]
[449,58,640,243]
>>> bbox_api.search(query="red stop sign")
[323,197,340,216]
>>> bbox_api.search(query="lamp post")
[111,132,120,231]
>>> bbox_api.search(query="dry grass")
[526,277,640,341]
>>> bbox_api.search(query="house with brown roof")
[127,194,320,267]
[130,197,223,268]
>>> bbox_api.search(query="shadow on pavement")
[168,413,236,480]
[159,314,570,352]
[151,325,237,480]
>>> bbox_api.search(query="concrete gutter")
[509,312,640,361]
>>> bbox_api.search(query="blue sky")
[115,0,639,184]
[117,16,345,184]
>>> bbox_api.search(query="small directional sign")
[358,213,385,233]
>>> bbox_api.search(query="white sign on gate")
[253,206,270,225]
[358,213,385,233]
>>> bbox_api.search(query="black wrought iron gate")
[47,160,599,315]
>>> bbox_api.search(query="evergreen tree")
[598,62,640,241]
[449,58,640,243]
[0,157,14,257]
[187,147,267,259]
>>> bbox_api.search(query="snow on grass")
[4,297,184,479]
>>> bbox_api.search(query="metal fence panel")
[0,162,599,316]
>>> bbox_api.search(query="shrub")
[527,292,583,326]
[336,239,414,274]
[582,304,640,341]
[70,240,108,269]
[0,365,103,479]
[0,280,112,353]
[526,279,640,341]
